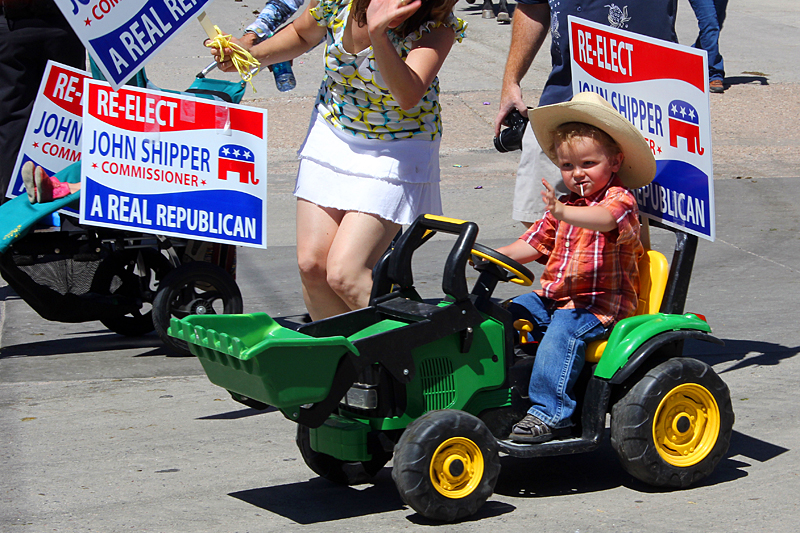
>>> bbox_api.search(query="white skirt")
[294,109,443,225]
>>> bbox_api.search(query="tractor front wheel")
[296,425,390,486]
[392,410,500,522]
[611,357,734,488]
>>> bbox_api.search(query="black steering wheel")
[471,242,534,287]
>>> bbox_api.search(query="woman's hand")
[366,0,421,36]
[206,36,247,73]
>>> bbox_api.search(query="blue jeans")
[509,293,607,429]
[688,0,728,81]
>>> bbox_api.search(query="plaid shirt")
[520,174,643,327]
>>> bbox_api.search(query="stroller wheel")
[153,261,243,356]
[95,249,172,337]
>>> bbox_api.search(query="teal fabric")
[185,77,247,103]
[0,162,81,255]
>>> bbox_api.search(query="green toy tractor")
[169,214,734,522]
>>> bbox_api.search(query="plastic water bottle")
[247,0,303,92]
[272,61,296,92]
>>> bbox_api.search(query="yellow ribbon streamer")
[205,25,261,92]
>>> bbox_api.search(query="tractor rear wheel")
[611,358,734,487]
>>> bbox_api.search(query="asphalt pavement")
[2,0,800,531]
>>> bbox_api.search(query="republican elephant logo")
[668,100,705,155]
[218,144,258,185]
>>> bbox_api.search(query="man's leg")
[688,0,725,83]
[512,123,565,226]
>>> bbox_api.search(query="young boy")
[496,92,657,443]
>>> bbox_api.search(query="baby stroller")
[0,61,248,355]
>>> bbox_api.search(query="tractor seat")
[584,249,669,363]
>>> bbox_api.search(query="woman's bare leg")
[326,211,400,311]
[296,199,400,320]
[296,199,351,320]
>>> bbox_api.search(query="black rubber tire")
[392,410,500,522]
[611,357,734,488]
[152,261,243,356]
[97,249,172,336]
[296,424,389,486]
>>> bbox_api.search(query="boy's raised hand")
[541,179,562,217]
[541,178,618,232]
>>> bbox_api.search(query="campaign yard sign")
[568,16,715,241]
[53,0,211,89]
[79,79,268,248]
[6,61,87,203]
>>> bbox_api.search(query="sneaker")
[710,79,724,93]
[509,413,570,443]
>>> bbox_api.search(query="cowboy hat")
[530,92,656,189]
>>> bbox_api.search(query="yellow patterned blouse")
[309,0,466,140]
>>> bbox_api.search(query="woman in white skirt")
[213,0,466,319]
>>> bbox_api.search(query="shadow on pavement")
[0,284,15,301]
[495,444,627,498]
[228,428,782,522]
[231,470,515,524]
[229,473,403,524]
[727,429,788,463]
[198,406,277,420]
[0,331,167,359]
[724,75,769,86]
[685,338,800,373]
[494,427,775,497]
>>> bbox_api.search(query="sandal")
[509,414,570,444]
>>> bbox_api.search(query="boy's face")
[554,136,623,197]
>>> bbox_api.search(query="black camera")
[493,109,529,153]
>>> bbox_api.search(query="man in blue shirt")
[494,0,678,225]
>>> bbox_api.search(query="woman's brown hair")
[351,0,458,39]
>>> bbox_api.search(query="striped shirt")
[520,174,643,327]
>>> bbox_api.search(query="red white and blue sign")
[53,0,212,90]
[79,79,268,248]
[6,61,87,213]
[568,17,715,241]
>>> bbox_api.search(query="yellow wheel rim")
[653,383,721,467]
[429,437,484,499]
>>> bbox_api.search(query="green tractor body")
[170,215,733,522]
